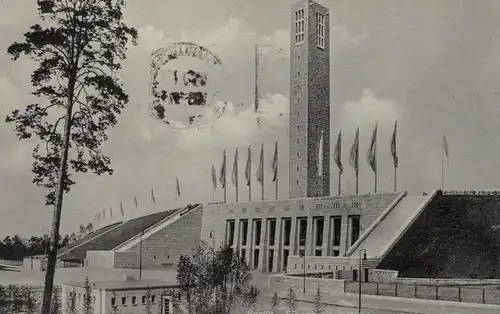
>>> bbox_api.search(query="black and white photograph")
[1,0,500,313]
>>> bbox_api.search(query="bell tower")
[289,0,330,199]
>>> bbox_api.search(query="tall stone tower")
[289,0,330,199]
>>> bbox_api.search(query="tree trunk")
[40,80,75,314]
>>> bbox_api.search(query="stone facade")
[62,282,180,314]
[124,207,203,269]
[201,192,401,273]
[289,0,330,199]
[269,274,345,297]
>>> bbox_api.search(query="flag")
[349,127,360,173]
[317,131,324,176]
[271,140,278,182]
[120,201,124,216]
[245,145,252,186]
[109,207,113,219]
[256,143,264,185]
[133,194,138,209]
[151,188,156,204]
[334,130,343,174]
[176,176,181,197]
[231,147,239,187]
[367,123,378,173]
[391,121,398,168]
[220,149,226,188]
[211,164,217,190]
[443,135,449,165]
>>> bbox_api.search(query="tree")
[177,244,258,314]
[50,286,62,314]
[144,286,153,314]
[269,290,279,314]
[285,287,297,314]
[82,277,93,314]
[312,285,325,314]
[5,1,138,312]
[65,288,77,314]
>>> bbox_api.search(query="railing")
[344,281,500,305]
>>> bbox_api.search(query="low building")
[62,277,181,314]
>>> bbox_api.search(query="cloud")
[339,89,399,130]
[171,93,288,152]
[331,25,368,48]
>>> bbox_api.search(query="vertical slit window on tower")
[316,13,325,49]
[295,9,305,44]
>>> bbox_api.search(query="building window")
[226,220,235,246]
[297,152,299,157]
[298,218,307,246]
[297,139,299,144]
[268,219,276,246]
[316,13,325,49]
[299,205,304,211]
[241,248,246,261]
[142,296,146,304]
[298,71,300,76]
[349,215,361,246]
[254,249,260,269]
[315,203,323,209]
[297,166,299,171]
[268,249,274,272]
[151,295,156,304]
[111,297,116,306]
[254,220,262,246]
[315,249,322,256]
[297,125,300,131]
[284,205,291,212]
[121,297,126,306]
[283,249,290,271]
[295,9,305,44]
[241,220,248,246]
[283,219,292,246]
[315,217,324,247]
[132,296,137,306]
[296,180,299,185]
[332,216,342,247]
[163,296,172,314]
[333,250,340,257]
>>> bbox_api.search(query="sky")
[1,0,500,238]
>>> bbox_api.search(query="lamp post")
[359,249,367,314]
[300,251,306,294]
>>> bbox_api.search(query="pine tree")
[144,286,153,314]
[269,290,280,314]
[312,285,325,314]
[285,287,297,314]
[83,277,93,314]
[65,288,77,314]
[5,1,138,311]
[50,286,62,314]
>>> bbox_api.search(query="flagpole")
[262,146,265,202]
[356,169,359,194]
[236,147,239,203]
[441,142,444,190]
[276,140,278,200]
[338,169,341,195]
[224,149,227,203]
[249,146,252,202]
[394,166,397,192]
